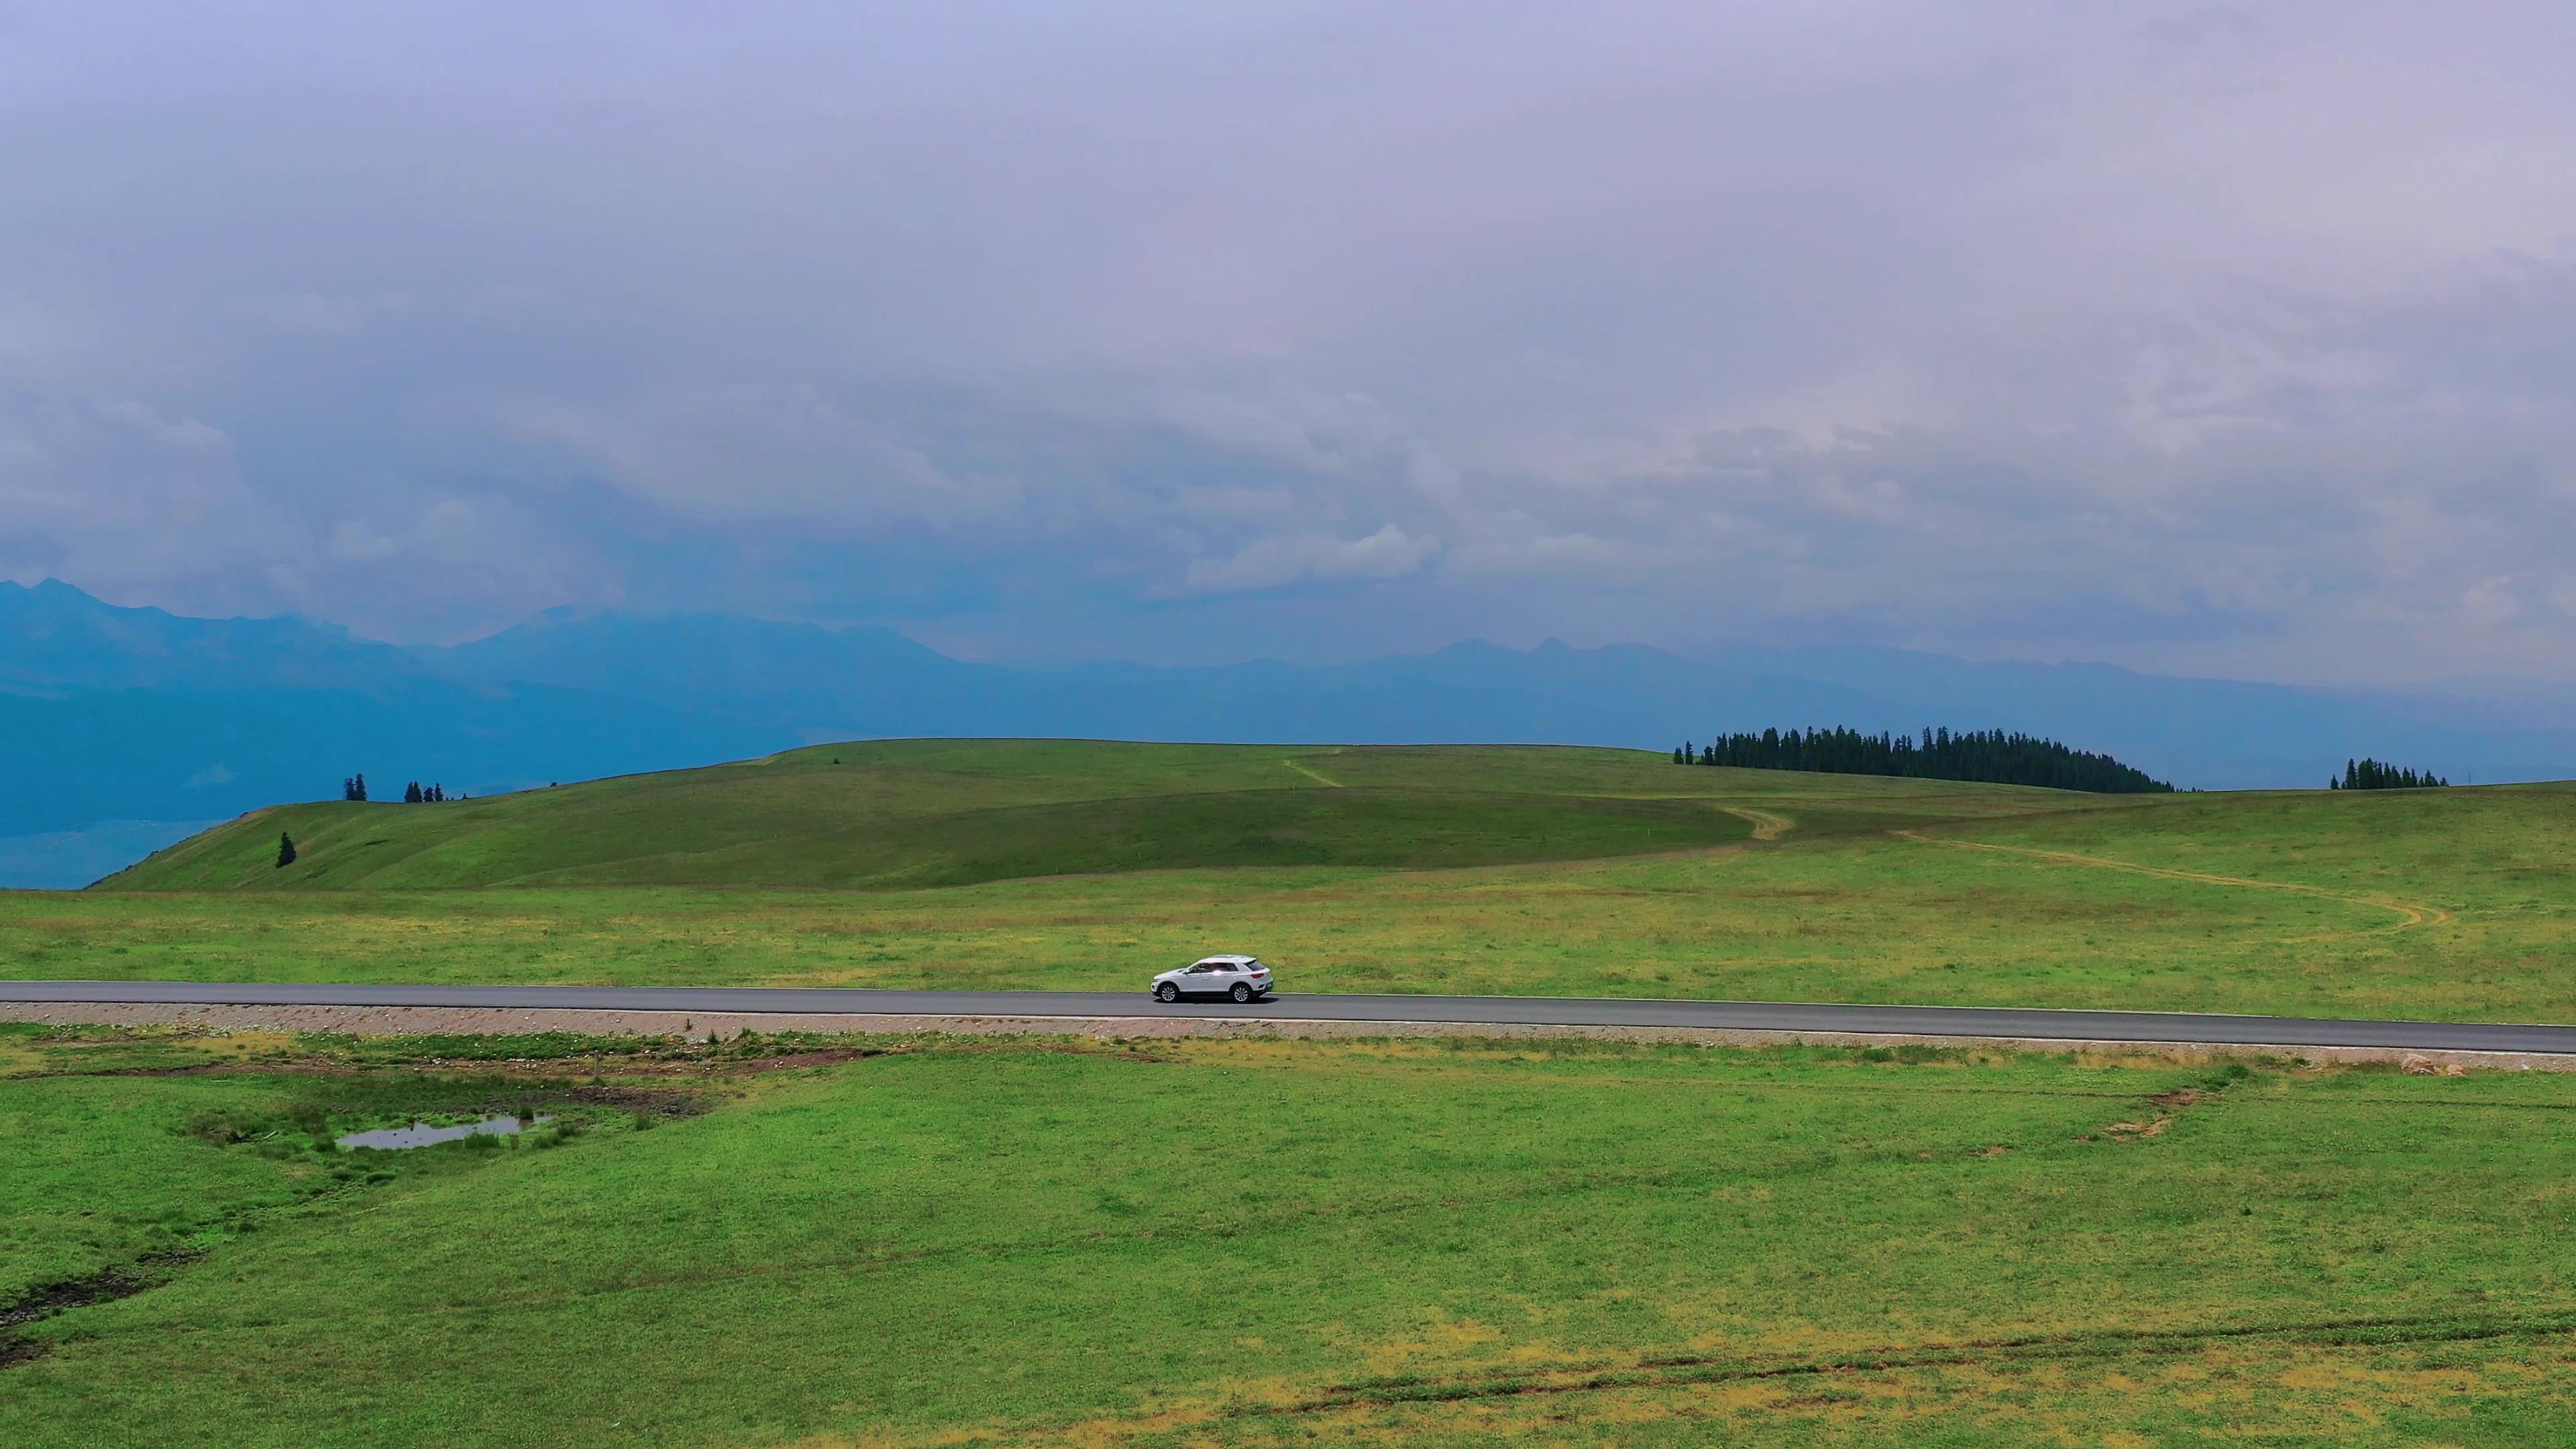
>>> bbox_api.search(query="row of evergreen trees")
[339,773,459,802]
[2330,759,2448,790]
[1673,726,2176,794]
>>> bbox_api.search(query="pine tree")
[404,781,423,804]
[2339,757,2449,791]
[276,832,297,869]
[1671,724,2172,792]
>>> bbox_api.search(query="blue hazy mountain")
[428,614,1894,748]
[430,608,2567,791]
[0,583,780,857]
[0,577,433,693]
[3,579,2569,883]
[425,607,975,729]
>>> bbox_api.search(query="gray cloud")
[1,1,2571,680]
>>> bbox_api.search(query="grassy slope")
[3,1028,2573,1447]
[9,745,2569,1019]
[97,741,2085,890]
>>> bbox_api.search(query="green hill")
[21,742,2575,1020]
[99,739,2099,891]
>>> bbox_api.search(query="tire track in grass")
[1282,757,1344,788]
[968,1307,2576,1444]
[1894,830,2451,936]
[1250,1307,2576,1418]
[1722,806,1794,841]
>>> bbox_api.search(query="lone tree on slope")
[276,832,297,868]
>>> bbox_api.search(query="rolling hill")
[17,739,2568,1021]
[99,739,2094,892]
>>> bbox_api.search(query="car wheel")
[1230,983,1253,1004]
[1155,982,1180,1004]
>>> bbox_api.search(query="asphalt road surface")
[5,979,2575,1053]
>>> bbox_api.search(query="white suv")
[1152,955,1274,1004]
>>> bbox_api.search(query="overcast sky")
[4,1,2572,683]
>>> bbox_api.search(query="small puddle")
[337,1114,551,1151]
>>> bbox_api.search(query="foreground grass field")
[4,1025,2573,1447]
[8,741,2571,1020]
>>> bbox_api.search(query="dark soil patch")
[724,1048,886,1071]
[564,1083,712,1119]
[0,1250,205,1370]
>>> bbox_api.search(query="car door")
[1207,959,1243,997]
[1186,961,1221,996]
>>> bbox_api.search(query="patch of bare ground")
[2078,1083,2218,1142]
[561,1082,710,1119]
[621,1040,1171,1076]
[0,1251,206,1371]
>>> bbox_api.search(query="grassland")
[12,743,2569,1445]
[9,741,2572,1021]
[101,740,2067,892]
[4,1024,2573,1447]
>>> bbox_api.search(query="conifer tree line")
[340,773,462,803]
[1671,726,2174,794]
[2330,759,2448,790]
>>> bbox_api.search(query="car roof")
[1195,953,1258,963]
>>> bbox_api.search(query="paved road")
[5,979,2575,1053]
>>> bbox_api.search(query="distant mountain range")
[3,578,2567,883]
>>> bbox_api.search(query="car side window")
[1189,963,1214,973]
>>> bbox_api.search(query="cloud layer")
[3,1,2572,680]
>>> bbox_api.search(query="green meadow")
[5,741,2569,1021]
[98,739,2051,892]
[9,743,2576,1445]
[5,1025,2574,1447]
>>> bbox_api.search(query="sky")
[3,1,2573,684]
